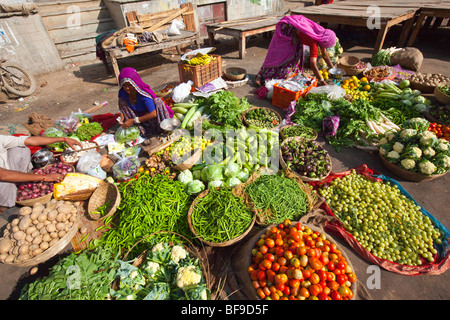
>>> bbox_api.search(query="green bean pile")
[281,125,317,140]
[190,188,253,243]
[245,173,309,225]
[98,174,194,255]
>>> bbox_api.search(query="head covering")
[118,67,174,117]
[262,15,337,68]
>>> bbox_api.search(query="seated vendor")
[0,135,81,212]
[255,15,336,87]
[117,68,174,137]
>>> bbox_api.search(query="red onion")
[18,185,26,190]
[27,183,33,189]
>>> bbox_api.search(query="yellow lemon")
[364,84,371,91]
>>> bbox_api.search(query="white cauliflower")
[400,158,416,170]
[393,142,404,153]
[144,261,160,277]
[419,130,437,146]
[176,265,202,290]
[385,132,396,141]
[436,139,449,152]
[380,147,387,156]
[400,128,417,140]
[419,160,437,175]
[378,137,388,145]
[387,150,400,161]
[410,146,422,159]
[423,147,436,157]
[443,155,450,168]
[171,245,188,264]
[151,243,166,253]
[200,289,208,300]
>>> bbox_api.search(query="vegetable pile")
[281,138,331,180]
[249,220,357,300]
[75,122,103,141]
[0,200,81,264]
[280,125,317,140]
[244,108,280,129]
[190,188,254,244]
[244,173,309,225]
[379,118,450,175]
[111,242,210,300]
[318,171,444,265]
[409,73,450,88]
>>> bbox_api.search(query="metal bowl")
[31,148,54,168]
[329,67,346,79]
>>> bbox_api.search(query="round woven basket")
[87,181,121,221]
[338,63,365,76]
[242,106,282,130]
[16,192,52,207]
[224,67,247,81]
[410,80,435,93]
[363,67,396,82]
[187,189,256,247]
[2,212,80,267]
[379,152,447,182]
[279,137,332,182]
[434,85,450,105]
[338,55,360,67]
[172,147,202,171]
[279,124,318,141]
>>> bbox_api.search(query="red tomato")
[326,261,335,271]
[309,272,320,285]
[336,274,348,285]
[261,259,272,270]
[290,257,301,268]
[256,288,265,299]
[262,286,271,297]
[250,270,259,281]
[330,290,342,300]
[302,269,312,279]
[274,273,288,285]
[259,245,268,255]
[265,238,275,248]
[275,283,285,291]
[289,279,301,289]
[336,262,347,270]
[347,272,357,283]
[317,292,329,300]
[271,262,280,272]
[297,246,307,256]
[283,286,291,296]
[299,287,310,298]
[317,270,327,282]
[264,253,275,262]
[309,284,322,296]
[284,250,294,260]
[328,281,339,291]
[338,285,351,297]
[252,280,260,289]
[257,270,266,281]
[278,257,287,266]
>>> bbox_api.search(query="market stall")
[1,43,449,301]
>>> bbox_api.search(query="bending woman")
[255,15,337,87]
[118,68,174,137]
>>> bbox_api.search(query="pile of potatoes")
[0,199,81,264]
[410,73,450,87]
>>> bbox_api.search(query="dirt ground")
[0,9,449,301]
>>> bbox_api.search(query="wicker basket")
[187,189,256,247]
[2,212,81,267]
[380,152,447,182]
[424,105,450,125]
[172,147,202,171]
[16,192,52,207]
[338,63,365,76]
[410,80,435,93]
[434,85,450,105]
[279,124,318,141]
[279,137,332,182]
[242,107,282,130]
[338,55,360,67]
[87,181,121,221]
[223,67,247,81]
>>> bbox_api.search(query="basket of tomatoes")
[427,122,450,141]
[247,219,357,300]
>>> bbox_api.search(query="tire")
[1,63,36,97]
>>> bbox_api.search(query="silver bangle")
[134,117,140,124]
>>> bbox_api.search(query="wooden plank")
[181,3,196,32]
[126,11,138,26]
[144,7,189,32]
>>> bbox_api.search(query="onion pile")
[281,138,331,180]
[16,163,74,202]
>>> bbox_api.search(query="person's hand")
[64,137,82,150]
[121,118,134,129]
[43,173,64,183]
[318,79,328,86]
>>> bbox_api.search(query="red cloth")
[308,164,450,276]
[297,32,318,58]
[91,113,119,131]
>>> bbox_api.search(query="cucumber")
[174,103,198,109]
[172,107,189,114]
[186,106,204,129]
[181,105,199,129]
[175,113,185,121]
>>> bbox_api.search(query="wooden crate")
[272,77,318,109]
[178,55,222,87]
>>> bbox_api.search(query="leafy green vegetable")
[76,121,103,141]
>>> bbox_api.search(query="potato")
[0,253,8,262]
[30,210,40,221]
[18,215,31,231]
[19,244,29,255]
[26,225,37,235]
[32,235,43,245]
[12,226,19,233]
[69,215,77,223]
[11,218,20,227]
[29,266,38,275]
[56,213,67,223]
[79,227,87,234]
[39,241,49,250]
[37,212,48,223]
[32,248,43,256]
[19,207,32,216]
[13,230,26,241]
[50,232,59,239]
[42,233,51,243]
[46,223,56,233]
[46,202,57,211]
[3,229,9,238]
[0,238,13,254]
[40,227,48,235]
[32,205,45,215]
[49,238,59,247]
[25,234,33,243]
[5,255,15,263]
[58,230,66,238]
[47,210,58,221]
[12,246,19,256]
[31,230,40,238]
[57,204,73,215]
[36,222,44,230]
[56,223,66,231]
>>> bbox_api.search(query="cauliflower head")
[423,147,436,158]
[385,131,396,142]
[378,137,388,146]
[400,128,417,141]
[419,130,437,147]
[419,160,437,175]
[171,245,188,264]
[393,142,404,153]
[436,139,449,152]
[151,243,166,253]
[387,150,400,161]
[144,261,160,277]
[400,158,416,170]
[176,265,202,290]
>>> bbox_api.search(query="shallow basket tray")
[279,136,332,182]
[16,192,52,207]
[338,55,360,67]
[187,189,256,247]
[2,210,81,267]
[224,67,247,81]
[380,152,447,182]
[242,106,282,130]
[87,181,121,220]
[434,85,450,105]
[279,124,318,141]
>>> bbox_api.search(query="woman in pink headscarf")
[255,15,337,87]
[117,67,174,137]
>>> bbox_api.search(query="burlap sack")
[23,112,54,136]
[390,47,423,71]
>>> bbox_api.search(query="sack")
[390,47,423,71]
[166,19,185,36]
[308,84,346,100]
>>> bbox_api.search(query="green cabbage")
[236,168,249,182]
[225,177,241,188]
[177,170,193,185]
[208,180,223,189]
[224,163,240,178]
[185,180,205,195]
[204,164,223,182]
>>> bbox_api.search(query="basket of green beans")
[279,124,318,141]
[187,188,256,247]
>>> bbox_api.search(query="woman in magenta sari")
[117,67,174,137]
[255,15,337,87]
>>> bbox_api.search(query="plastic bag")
[76,149,102,173]
[112,155,141,181]
[172,80,193,103]
[115,125,140,144]
[308,85,346,100]
[264,79,284,99]
[54,113,79,134]
[166,19,185,36]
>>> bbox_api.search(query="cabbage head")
[208,180,223,189]
[236,168,250,182]
[224,163,240,178]
[225,177,242,188]
[177,170,193,185]
[185,180,205,195]
[204,164,223,182]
